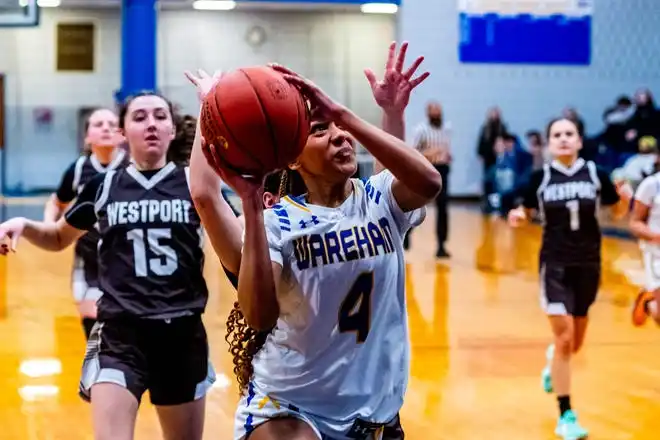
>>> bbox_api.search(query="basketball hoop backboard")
[0,0,38,27]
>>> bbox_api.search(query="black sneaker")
[435,248,450,258]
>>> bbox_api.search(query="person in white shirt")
[408,101,452,257]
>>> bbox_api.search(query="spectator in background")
[613,136,658,190]
[626,88,660,143]
[526,130,547,171]
[477,107,508,212]
[603,96,634,149]
[485,133,531,217]
[410,101,452,258]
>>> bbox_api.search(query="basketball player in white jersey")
[190,43,439,439]
[630,159,660,326]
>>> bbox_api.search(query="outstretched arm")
[273,42,440,212]
[1,173,103,253]
[189,115,244,274]
[185,69,245,274]
[366,42,429,176]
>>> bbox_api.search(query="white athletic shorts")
[234,383,398,440]
[643,247,660,291]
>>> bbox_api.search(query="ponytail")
[168,114,197,166]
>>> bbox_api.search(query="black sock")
[558,395,571,416]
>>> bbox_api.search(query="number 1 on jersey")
[565,200,580,231]
[338,272,374,344]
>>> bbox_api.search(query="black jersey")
[65,162,208,319]
[522,158,620,265]
[55,151,128,263]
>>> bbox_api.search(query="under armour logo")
[299,216,320,229]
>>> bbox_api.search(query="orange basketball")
[200,66,310,176]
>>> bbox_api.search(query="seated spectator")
[485,133,529,217]
[525,130,547,170]
[477,107,508,212]
[603,95,634,148]
[612,136,658,191]
[625,88,660,143]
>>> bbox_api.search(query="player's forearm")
[610,199,630,220]
[189,119,243,273]
[381,111,405,142]
[195,197,243,273]
[629,220,658,241]
[374,111,406,174]
[22,219,70,251]
[189,116,223,198]
[339,110,441,199]
[237,196,279,331]
[43,195,65,223]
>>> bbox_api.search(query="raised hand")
[184,69,224,102]
[269,63,346,121]
[364,41,430,115]
[200,136,265,201]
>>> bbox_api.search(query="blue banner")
[458,0,592,66]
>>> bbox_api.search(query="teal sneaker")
[542,343,554,393]
[555,410,588,439]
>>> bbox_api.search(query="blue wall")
[399,0,660,196]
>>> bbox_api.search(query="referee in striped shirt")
[410,101,451,258]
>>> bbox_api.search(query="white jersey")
[251,170,425,431]
[634,172,660,290]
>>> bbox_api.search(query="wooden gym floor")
[1,200,660,439]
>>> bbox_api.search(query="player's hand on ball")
[0,217,27,255]
[364,41,430,115]
[184,68,223,102]
[200,136,264,200]
[269,63,346,121]
[507,207,527,228]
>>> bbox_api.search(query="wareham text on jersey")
[542,181,597,202]
[106,199,193,226]
[292,217,395,270]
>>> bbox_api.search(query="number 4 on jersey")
[338,272,374,344]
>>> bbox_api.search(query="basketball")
[200,66,310,176]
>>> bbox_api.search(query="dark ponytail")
[168,114,197,165]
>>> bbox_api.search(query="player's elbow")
[190,184,214,209]
[418,170,443,201]
[243,307,278,332]
[239,292,279,332]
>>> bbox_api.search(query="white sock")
[648,299,657,315]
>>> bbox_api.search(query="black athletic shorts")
[81,318,96,340]
[79,314,215,405]
[539,262,600,317]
